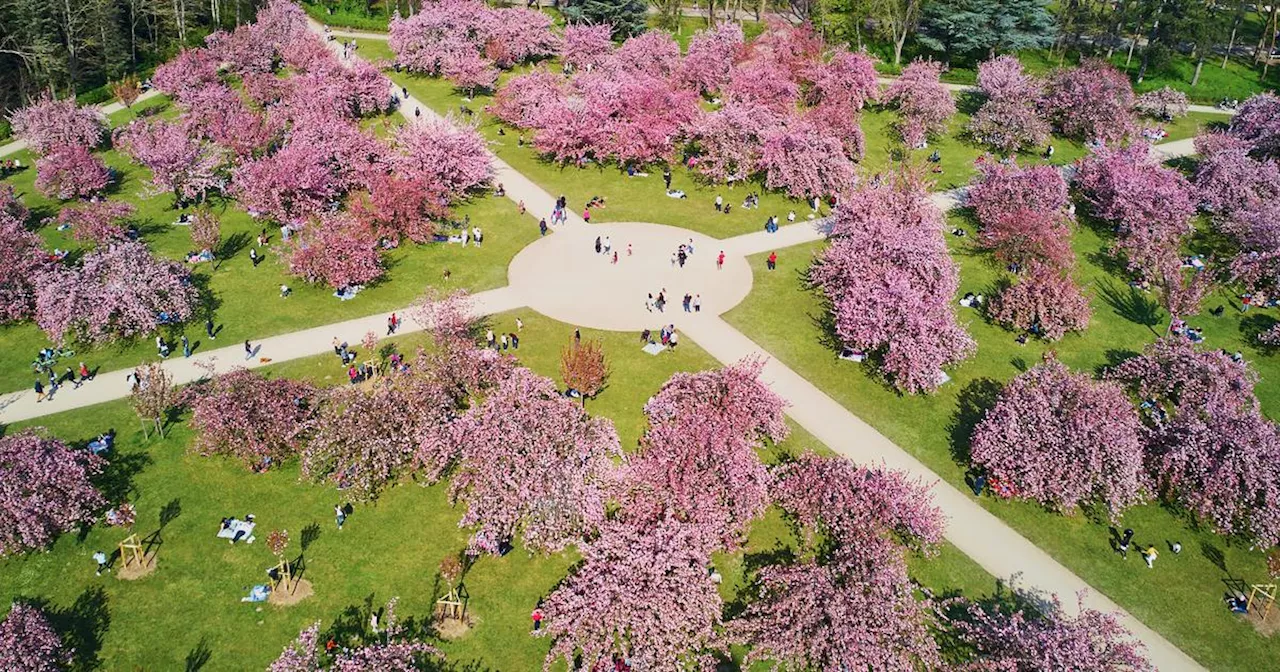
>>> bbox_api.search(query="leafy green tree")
[564,0,648,39]
[918,0,1056,62]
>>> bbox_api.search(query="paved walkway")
[0,21,1208,670]
[0,90,163,159]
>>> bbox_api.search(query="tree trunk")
[1125,29,1139,68]
[1192,51,1205,86]
[894,31,906,67]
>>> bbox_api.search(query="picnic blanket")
[242,585,270,602]
[217,520,256,543]
[642,342,666,356]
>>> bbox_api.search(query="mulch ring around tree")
[268,578,314,607]
[435,613,477,640]
[116,554,157,581]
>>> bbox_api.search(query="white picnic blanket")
[642,342,666,356]
[217,520,255,541]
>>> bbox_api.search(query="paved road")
[0,20,1211,671]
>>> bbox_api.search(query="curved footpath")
[0,21,1206,671]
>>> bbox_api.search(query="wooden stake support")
[271,557,295,594]
[1248,583,1277,620]
[435,585,464,620]
[118,534,145,568]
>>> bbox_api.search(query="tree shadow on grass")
[947,378,1003,468]
[217,231,251,263]
[1095,278,1162,333]
[185,637,212,671]
[1093,348,1142,378]
[25,586,111,672]
[1239,313,1278,352]
[723,543,797,621]
[93,449,152,506]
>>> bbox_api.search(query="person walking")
[1118,528,1135,558]
[583,207,591,223]
[78,362,91,385]
[539,218,547,236]
[594,236,602,254]
[244,339,254,360]
[156,336,169,358]
[714,194,723,211]
[249,247,260,267]
[182,335,192,358]
[501,334,509,350]
[387,313,398,336]
[627,243,633,256]
[717,251,725,270]
[335,504,346,530]
[206,318,216,340]
[510,332,519,349]
[486,329,495,348]
[612,250,618,264]
[662,168,672,190]
[767,251,777,271]
[65,366,80,389]
[93,550,110,576]
[693,295,701,313]
[516,317,524,332]
[1143,545,1159,569]
[34,379,45,403]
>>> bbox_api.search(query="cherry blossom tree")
[446,368,621,555]
[182,82,280,158]
[34,240,198,345]
[443,52,499,98]
[186,368,316,470]
[114,119,227,202]
[726,58,801,114]
[0,429,105,556]
[758,117,857,198]
[970,358,1145,517]
[1228,92,1280,158]
[730,453,944,669]
[883,60,957,147]
[989,263,1092,340]
[151,48,221,101]
[111,75,143,109]
[687,104,774,184]
[131,361,178,438]
[812,173,975,393]
[8,95,106,154]
[488,70,565,128]
[621,360,787,547]
[393,118,493,199]
[35,145,111,200]
[1109,338,1280,547]
[1041,60,1135,144]
[231,141,348,226]
[286,213,385,289]
[1193,132,1280,216]
[804,48,879,111]
[484,8,558,68]
[678,23,744,94]
[190,208,221,255]
[351,174,449,244]
[537,519,724,671]
[944,591,1153,671]
[967,159,1073,267]
[0,197,48,324]
[560,24,613,71]
[57,201,134,247]
[270,600,443,672]
[608,30,681,78]
[1075,143,1195,275]
[968,57,1049,154]
[389,0,555,76]
[560,337,609,402]
[1134,86,1190,120]
[0,602,72,671]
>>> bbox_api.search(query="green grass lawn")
[0,309,992,671]
[723,213,1280,671]
[0,101,540,394]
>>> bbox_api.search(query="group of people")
[0,158,22,175]
[1169,318,1205,343]
[485,318,523,351]
[641,324,678,348]
[681,293,702,313]
[155,334,194,358]
[671,239,696,268]
[33,361,93,403]
[1114,527,1177,569]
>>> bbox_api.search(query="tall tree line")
[0,0,269,114]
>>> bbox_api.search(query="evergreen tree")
[918,0,1057,62]
[563,0,648,39]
